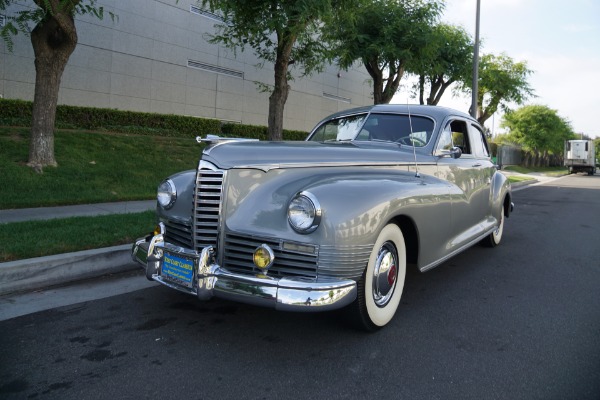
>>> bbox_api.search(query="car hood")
[201,140,430,171]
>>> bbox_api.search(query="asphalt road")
[1,174,599,400]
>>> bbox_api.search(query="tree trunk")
[267,57,289,141]
[364,58,403,105]
[430,78,454,106]
[380,62,403,104]
[267,28,298,141]
[418,74,425,105]
[28,12,78,170]
[365,59,385,105]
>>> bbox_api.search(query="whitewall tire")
[484,208,505,248]
[353,224,406,331]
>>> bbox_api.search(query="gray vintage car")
[132,104,513,330]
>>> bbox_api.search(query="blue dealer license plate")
[161,252,195,288]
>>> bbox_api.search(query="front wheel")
[351,224,406,331]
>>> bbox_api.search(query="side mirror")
[450,146,462,159]
[434,146,462,159]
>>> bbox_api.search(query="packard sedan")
[132,104,513,331]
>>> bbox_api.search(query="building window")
[190,5,224,22]
[323,92,351,104]
[187,60,244,79]
[0,15,6,27]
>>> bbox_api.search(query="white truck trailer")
[564,139,596,175]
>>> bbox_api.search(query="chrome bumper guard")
[131,237,357,312]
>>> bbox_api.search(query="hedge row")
[221,122,308,141]
[0,99,308,140]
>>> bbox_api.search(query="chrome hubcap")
[372,241,398,307]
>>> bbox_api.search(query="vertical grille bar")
[193,161,224,251]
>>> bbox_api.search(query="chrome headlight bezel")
[288,191,322,234]
[157,179,177,209]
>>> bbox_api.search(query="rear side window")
[470,124,490,158]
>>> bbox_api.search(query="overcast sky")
[394,0,600,138]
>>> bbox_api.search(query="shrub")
[221,122,307,141]
[0,99,307,140]
[0,99,221,138]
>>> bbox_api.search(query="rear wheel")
[352,224,406,331]
[483,209,505,247]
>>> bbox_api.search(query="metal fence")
[497,145,522,168]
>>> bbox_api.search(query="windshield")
[308,113,434,147]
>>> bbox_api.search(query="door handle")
[472,163,482,167]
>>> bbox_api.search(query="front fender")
[223,166,451,256]
[156,169,196,223]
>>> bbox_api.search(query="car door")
[467,122,495,226]
[435,118,488,251]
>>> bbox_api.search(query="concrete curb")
[510,178,539,188]
[0,245,139,296]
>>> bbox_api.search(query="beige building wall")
[0,1,373,132]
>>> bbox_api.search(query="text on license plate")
[161,252,194,288]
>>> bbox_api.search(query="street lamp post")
[471,0,481,119]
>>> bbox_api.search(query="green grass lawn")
[507,175,536,184]
[0,126,201,261]
[503,165,569,177]
[0,211,156,262]
[0,127,201,209]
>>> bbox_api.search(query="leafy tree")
[0,0,113,171]
[501,105,575,166]
[200,0,354,141]
[331,0,442,105]
[457,53,534,125]
[410,23,472,106]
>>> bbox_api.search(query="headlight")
[288,191,321,233]
[157,179,176,209]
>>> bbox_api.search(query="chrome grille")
[163,218,193,249]
[223,233,318,279]
[193,161,224,251]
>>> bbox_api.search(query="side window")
[436,125,453,152]
[469,124,490,158]
[449,120,471,155]
[311,124,338,141]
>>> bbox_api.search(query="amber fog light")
[253,244,275,271]
[153,222,165,236]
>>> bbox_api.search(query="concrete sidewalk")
[0,200,155,224]
[0,200,155,297]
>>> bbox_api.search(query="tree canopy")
[200,0,354,140]
[409,23,473,106]
[501,105,575,155]
[457,53,534,125]
[330,0,443,104]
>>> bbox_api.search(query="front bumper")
[131,236,357,312]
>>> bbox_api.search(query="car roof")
[316,104,478,126]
